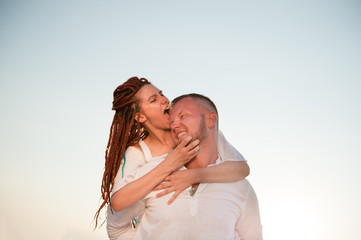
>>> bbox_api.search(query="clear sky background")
[0,1,360,239]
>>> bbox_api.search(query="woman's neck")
[143,128,174,157]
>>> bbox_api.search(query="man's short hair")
[171,93,218,120]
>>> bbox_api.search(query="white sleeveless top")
[107,140,168,240]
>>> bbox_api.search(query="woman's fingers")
[185,139,199,160]
[153,184,162,191]
[165,136,200,168]
[164,175,171,182]
[177,136,199,152]
[156,188,173,198]
[153,181,170,191]
[190,145,200,155]
[155,188,182,204]
[155,170,192,203]
[177,135,192,148]
[184,145,199,161]
[167,191,181,205]
[186,139,200,150]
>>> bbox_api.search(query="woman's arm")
[106,200,145,239]
[110,136,199,211]
[154,130,250,204]
[189,160,250,183]
[154,161,249,204]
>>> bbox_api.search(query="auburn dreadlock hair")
[94,76,150,228]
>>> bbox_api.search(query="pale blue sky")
[1,1,360,239]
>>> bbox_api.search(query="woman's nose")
[161,96,169,105]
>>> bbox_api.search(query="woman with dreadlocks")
[94,77,250,239]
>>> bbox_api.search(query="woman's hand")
[162,136,199,170]
[153,169,198,205]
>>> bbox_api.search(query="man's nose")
[170,119,180,129]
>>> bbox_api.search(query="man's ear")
[135,112,146,123]
[207,112,217,128]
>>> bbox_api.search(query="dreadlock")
[94,76,150,228]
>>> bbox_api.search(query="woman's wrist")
[158,159,179,176]
[188,168,202,184]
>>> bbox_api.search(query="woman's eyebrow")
[147,91,163,102]
[147,94,157,102]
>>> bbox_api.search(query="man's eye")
[180,114,185,119]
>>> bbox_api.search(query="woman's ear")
[207,112,217,128]
[135,112,146,123]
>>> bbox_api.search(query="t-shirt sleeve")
[217,130,246,162]
[107,146,148,240]
[106,201,145,240]
[111,146,146,197]
[235,183,263,240]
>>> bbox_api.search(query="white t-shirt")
[106,131,260,240]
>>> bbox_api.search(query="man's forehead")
[169,105,184,117]
[170,99,202,120]
[171,97,197,111]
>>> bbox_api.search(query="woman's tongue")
[164,111,170,121]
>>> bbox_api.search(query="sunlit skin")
[154,95,250,200]
[135,84,175,156]
[111,85,200,211]
[136,85,171,132]
[110,85,250,210]
[170,97,218,169]
[170,100,207,143]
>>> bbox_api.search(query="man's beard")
[194,114,207,142]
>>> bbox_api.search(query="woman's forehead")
[136,84,159,100]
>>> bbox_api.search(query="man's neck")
[186,137,218,169]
